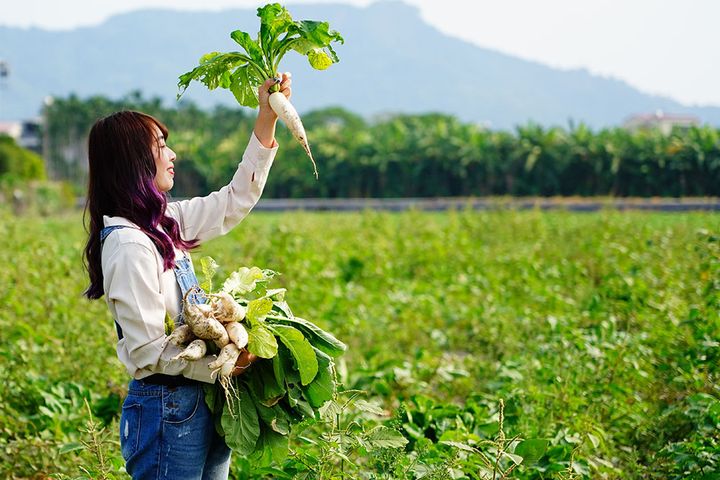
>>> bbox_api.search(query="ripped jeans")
[119,379,231,479]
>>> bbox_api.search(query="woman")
[82,74,292,479]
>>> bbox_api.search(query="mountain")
[1,1,719,129]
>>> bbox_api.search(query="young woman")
[83,74,292,479]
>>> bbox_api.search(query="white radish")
[209,343,241,371]
[183,302,213,329]
[163,324,195,347]
[269,91,318,178]
[210,292,247,323]
[220,359,236,378]
[172,339,207,361]
[188,310,226,341]
[225,321,249,349]
[182,295,227,341]
[214,328,230,349]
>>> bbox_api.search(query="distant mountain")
[1,1,719,129]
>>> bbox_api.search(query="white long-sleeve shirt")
[101,132,277,383]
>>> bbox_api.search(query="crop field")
[1,209,719,479]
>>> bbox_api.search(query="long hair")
[83,110,198,299]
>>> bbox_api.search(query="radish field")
[1,209,719,479]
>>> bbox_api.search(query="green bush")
[0,180,76,216]
[0,134,46,182]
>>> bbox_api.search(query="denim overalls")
[101,225,231,480]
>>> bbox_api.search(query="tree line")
[42,92,720,198]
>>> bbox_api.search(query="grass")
[1,208,718,479]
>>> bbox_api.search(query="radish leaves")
[177,3,343,108]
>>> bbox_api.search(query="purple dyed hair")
[83,110,198,299]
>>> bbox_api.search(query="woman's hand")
[254,72,292,148]
[231,349,258,376]
[258,72,292,120]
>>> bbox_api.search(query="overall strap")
[100,225,131,245]
[100,225,132,341]
[173,255,207,328]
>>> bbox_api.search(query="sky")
[2,0,719,107]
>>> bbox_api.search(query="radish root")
[269,91,318,178]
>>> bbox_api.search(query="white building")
[0,119,42,153]
[623,110,700,135]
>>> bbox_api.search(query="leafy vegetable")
[301,347,335,408]
[246,297,274,324]
[178,4,343,108]
[268,324,319,386]
[199,256,218,292]
[250,360,286,406]
[177,3,344,178]
[222,267,273,297]
[267,314,347,357]
[247,323,278,358]
[196,258,346,462]
[221,382,261,455]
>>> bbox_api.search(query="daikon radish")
[209,343,241,371]
[225,321,249,349]
[163,324,195,347]
[210,292,247,323]
[268,90,318,179]
[172,339,207,361]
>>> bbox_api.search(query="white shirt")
[101,132,277,383]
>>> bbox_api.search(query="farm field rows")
[1,209,718,479]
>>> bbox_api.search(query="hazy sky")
[2,0,718,106]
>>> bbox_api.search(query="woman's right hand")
[258,72,292,118]
[231,349,258,376]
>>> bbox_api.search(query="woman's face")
[152,125,177,192]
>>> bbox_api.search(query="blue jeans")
[120,379,231,479]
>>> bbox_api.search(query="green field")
[1,209,719,479]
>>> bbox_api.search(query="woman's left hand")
[258,72,292,119]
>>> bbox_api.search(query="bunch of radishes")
[166,289,250,381]
[165,260,346,459]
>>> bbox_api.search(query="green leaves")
[203,383,223,414]
[301,347,335,408]
[221,383,260,455]
[285,20,343,70]
[307,49,333,70]
[230,66,261,109]
[274,342,300,385]
[515,438,549,465]
[199,256,218,292]
[247,323,278,358]
[249,428,289,468]
[230,30,264,62]
[267,315,347,357]
[222,266,267,297]
[193,258,344,462]
[245,297,279,358]
[363,426,409,451]
[286,383,316,419]
[177,2,342,107]
[269,324,318,386]
[257,3,293,59]
[250,360,286,406]
[247,298,274,324]
[177,52,249,98]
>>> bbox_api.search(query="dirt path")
[248,197,720,212]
